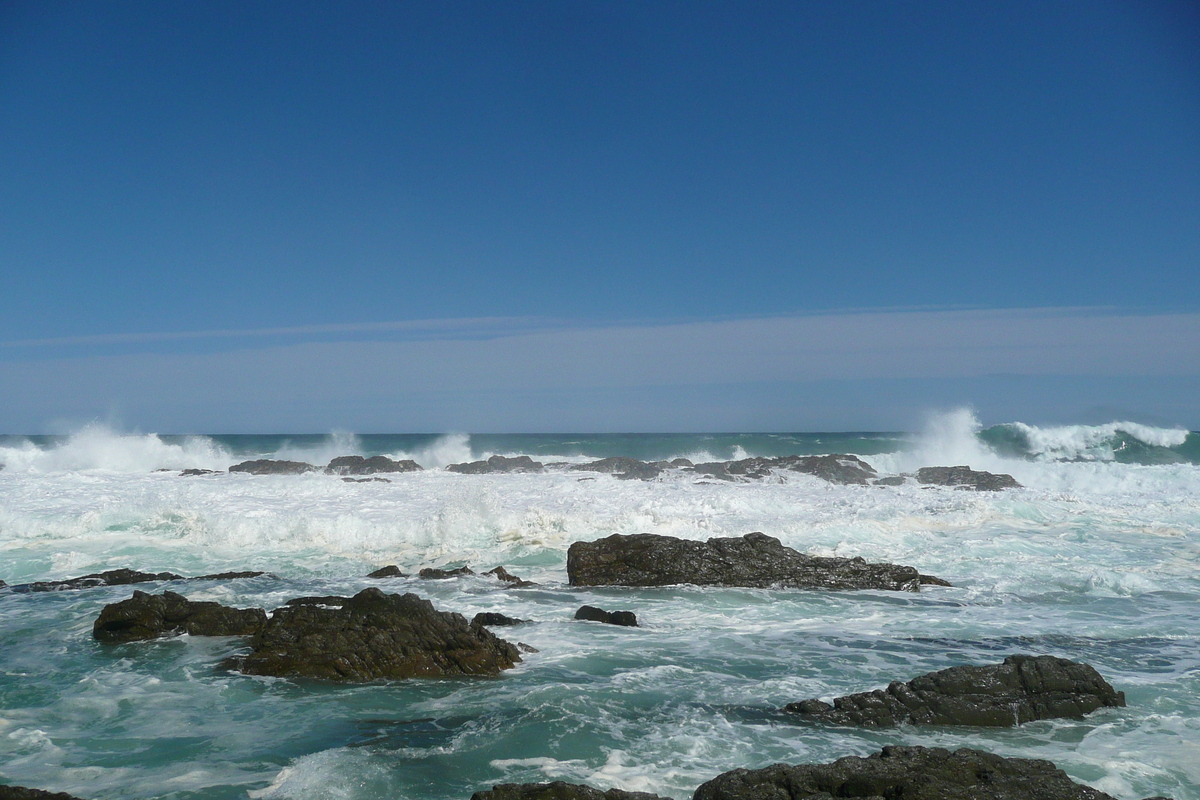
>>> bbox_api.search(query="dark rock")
[471,783,666,800]
[93,590,267,643]
[194,571,269,580]
[326,455,422,475]
[575,605,638,627]
[420,566,475,579]
[228,459,316,475]
[180,468,219,476]
[232,588,521,681]
[567,532,946,591]
[693,745,1124,800]
[368,565,406,578]
[917,465,1022,491]
[873,475,907,486]
[688,454,878,485]
[669,457,694,467]
[0,787,89,800]
[485,566,537,587]
[284,595,349,607]
[691,462,735,480]
[472,612,528,627]
[13,568,184,593]
[448,455,543,474]
[783,655,1124,727]
[516,642,539,654]
[572,457,662,481]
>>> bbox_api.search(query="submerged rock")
[0,787,89,800]
[572,457,662,480]
[873,475,908,486]
[575,605,638,626]
[194,571,269,580]
[368,565,407,578]
[9,568,268,593]
[917,465,1021,491]
[783,654,1124,727]
[228,459,316,475]
[93,590,267,643]
[326,455,422,475]
[693,745,1126,800]
[420,566,476,579]
[567,532,947,591]
[448,455,543,474]
[485,566,537,587]
[472,612,528,627]
[471,783,667,800]
[180,468,219,476]
[232,588,521,681]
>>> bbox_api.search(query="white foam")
[0,425,231,473]
[1008,421,1189,461]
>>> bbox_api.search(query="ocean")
[0,410,1197,799]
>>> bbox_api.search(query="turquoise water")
[0,416,1197,799]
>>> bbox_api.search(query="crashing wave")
[980,421,1197,464]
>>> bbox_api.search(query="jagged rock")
[567,532,947,591]
[471,783,666,800]
[575,605,638,626]
[232,588,520,681]
[228,459,316,475]
[783,655,1124,727]
[485,566,537,587]
[448,455,543,474]
[12,568,184,593]
[472,612,528,627]
[420,566,475,579]
[325,455,422,475]
[572,457,662,480]
[180,468,219,476]
[917,466,1021,491]
[0,787,89,800]
[693,745,1127,800]
[93,590,267,643]
[368,565,406,578]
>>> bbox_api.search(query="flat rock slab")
[567,532,947,591]
[233,588,521,681]
[472,783,666,800]
[9,568,269,593]
[917,465,1021,490]
[93,590,267,643]
[783,654,1124,727]
[228,459,316,475]
[693,745,1126,800]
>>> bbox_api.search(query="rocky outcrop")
[572,457,663,480]
[448,455,543,474]
[93,590,267,643]
[180,468,219,476]
[567,533,948,591]
[420,566,475,579]
[471,783,666,800]
[575,605,637,626]
[0,787,89,800]
[485,566,536,587]
[232,588,521,681]
[368,565,406,578]
[228,459,316,475]
[692,745,1126,800]
[917,466,1021,491]
[326,455,422,475]
[472,612,528,627]
[691,454,877,485]
[783,655,1124,727]
[9,568,269,593]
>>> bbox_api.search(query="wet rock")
[471,783,667,800]
[0,787,89,800]
[448,455,543,474]
[485,566,537,587]
[567,532,946,591]
[574,605,638,627]
[180,468,219,476]
[342,476,392,483]
[687,454,878,484]
[917,465,1021,491]
[873,475,907,486]
[228,459,316,475]
[572,457,662,480]
[517,642,539,654]
[194,571,270,580]
[420,566,475,579]
[326,455,422,475]
[93,590,267,643]
[693,744,1127,800]
[669,457,694,467]
[368,565,406,578]
[472,612,528,627]
[783,655,1124,727]
[284,595,349,607]
[12,568,185,593]
[231,588,521,681]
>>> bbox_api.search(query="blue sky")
[1,2,1198,431]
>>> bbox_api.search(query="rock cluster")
[472,612,528,627]
[228,459,317,475]
[325,455,422,474]
[567,533,948,591]
[232,588,521,681]
[9,568,268,593]
[572,457,665,480]
[92,590,267,642]
[574,605,637,626]
[448,455,544,474]
[691,745,1128,800]
[783,655,1124,727]
[916,465,1021,491]
[693,454,878,485]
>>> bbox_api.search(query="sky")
[1,1,1198,432]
